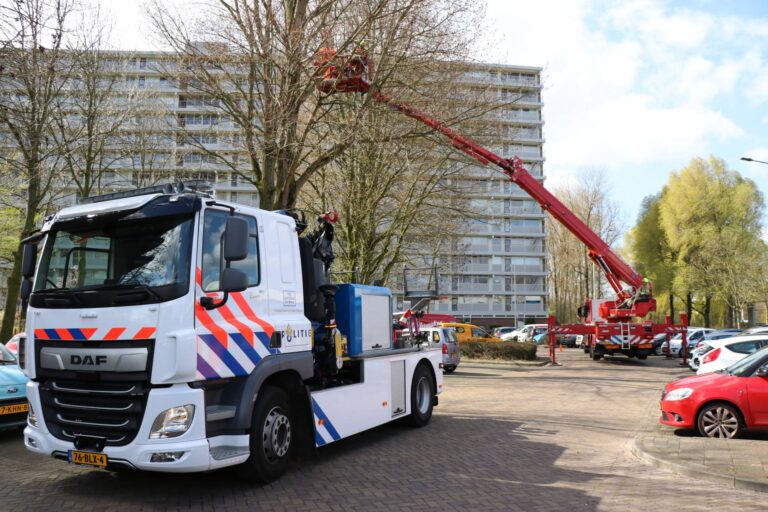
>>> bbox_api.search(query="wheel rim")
[416,376,431,415]
[262,406,291,462]
[701,407,739,438]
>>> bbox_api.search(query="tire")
[654,345,664,356]
[443,365,456,374]
[408,364,435,427]
[637,354,648,360]
[583,343,590,354]
[589,343,603,361]
[236,386,294,483]
[696,402,743,439]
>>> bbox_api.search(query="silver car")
[423,326,461,373]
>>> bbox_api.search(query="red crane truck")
[314,50,688,363]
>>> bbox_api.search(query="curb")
[461,358,551,367]
[631,435,768,493]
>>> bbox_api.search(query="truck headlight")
[28,404,38,428]
[663,388,693,401]
[149,405,195,439]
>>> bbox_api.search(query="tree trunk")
[703,295,711,328]
[686,291,693,324]
[0,248,23,341]
[669,292,675,323]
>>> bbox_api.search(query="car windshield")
[35,214,193,294]
[726,347,768,377]
[0,344,16,364]
[443,329,457,343]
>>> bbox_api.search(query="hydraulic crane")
[314,50,687,364]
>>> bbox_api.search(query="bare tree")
[0,0,75,340]
[49,7,135,198]
[147,0,485,211]
[546,170,623,323]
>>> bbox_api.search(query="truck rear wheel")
[237,386,294,483]
[408,364,434,427]
[589,344,603,361]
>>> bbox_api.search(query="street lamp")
[741,156,768,165]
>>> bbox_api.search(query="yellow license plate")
[0,403,28,415]
[69,450,108,467]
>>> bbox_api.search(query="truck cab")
[20,184,442,482]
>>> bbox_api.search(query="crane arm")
[314,53,654,319]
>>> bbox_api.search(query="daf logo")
[70,354,108,366]
[6,387,17,394]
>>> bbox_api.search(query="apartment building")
[422,64,547,328]
[1,53,545,327]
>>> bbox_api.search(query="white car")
[494,326,518,339]
[504,323,547,343]
[663,328,714,357]
[688,329,743,371]
[697,335,768,375]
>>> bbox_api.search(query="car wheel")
[443,365,456,374]
[655,345,664,356]
[408,364,434,427]
[697,403,743,439]
[589,343,602,361]
[236,386,294,483]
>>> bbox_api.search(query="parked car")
[492,326,518,339]
[652,333,669,356]
[0,343,28,430]
[511,323,548,343]
[661,328,714,356]
[533,330,548,345]
[557,334,578,347]
[3,332,24,356]
[500,328,524,342]
[696,335,768,375]
[441,323,502,343]
[424,325,461,373]
[688,329,743,371]
[660,345,768,438]
[742,326,768,335]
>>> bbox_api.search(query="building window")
[139,57,147,69]
[231,191,238,202]
[138,76,145,89]
[231,173,238,186]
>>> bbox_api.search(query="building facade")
[424,64,547,328]
[1,53,546,328]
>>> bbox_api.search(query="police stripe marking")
[312,399,341,441]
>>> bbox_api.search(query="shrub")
[460,341,537,361]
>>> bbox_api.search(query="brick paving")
[0,349,764,511]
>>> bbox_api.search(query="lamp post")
[741,156,768,165]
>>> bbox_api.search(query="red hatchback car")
[660,346,768,438]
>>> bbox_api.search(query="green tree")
[626,194,677,321]
[659,156,764,327]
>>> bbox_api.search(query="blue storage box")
[335,284,393,356]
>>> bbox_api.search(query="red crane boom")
[315,51,687,363]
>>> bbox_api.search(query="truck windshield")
[34,214,193,300]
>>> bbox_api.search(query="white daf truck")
[18,183,442,482]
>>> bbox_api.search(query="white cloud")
[482,0,752,173]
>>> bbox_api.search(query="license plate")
[0,403,28,415]
[68,450,108,468]
[451,352,457,358]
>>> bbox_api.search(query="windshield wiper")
[108,283,163,303]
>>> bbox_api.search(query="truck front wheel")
[237,386,294,483]
[408,364,434,427]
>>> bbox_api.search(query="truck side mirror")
[21,243,37,278]
[223,217,249,262]
[20,279,32,301]
[220,268,247,293]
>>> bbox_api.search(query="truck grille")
[39,379,149,446]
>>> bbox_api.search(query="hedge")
[460,341,538,361]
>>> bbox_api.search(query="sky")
[481,0,768,233]
[100,0,768,234]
